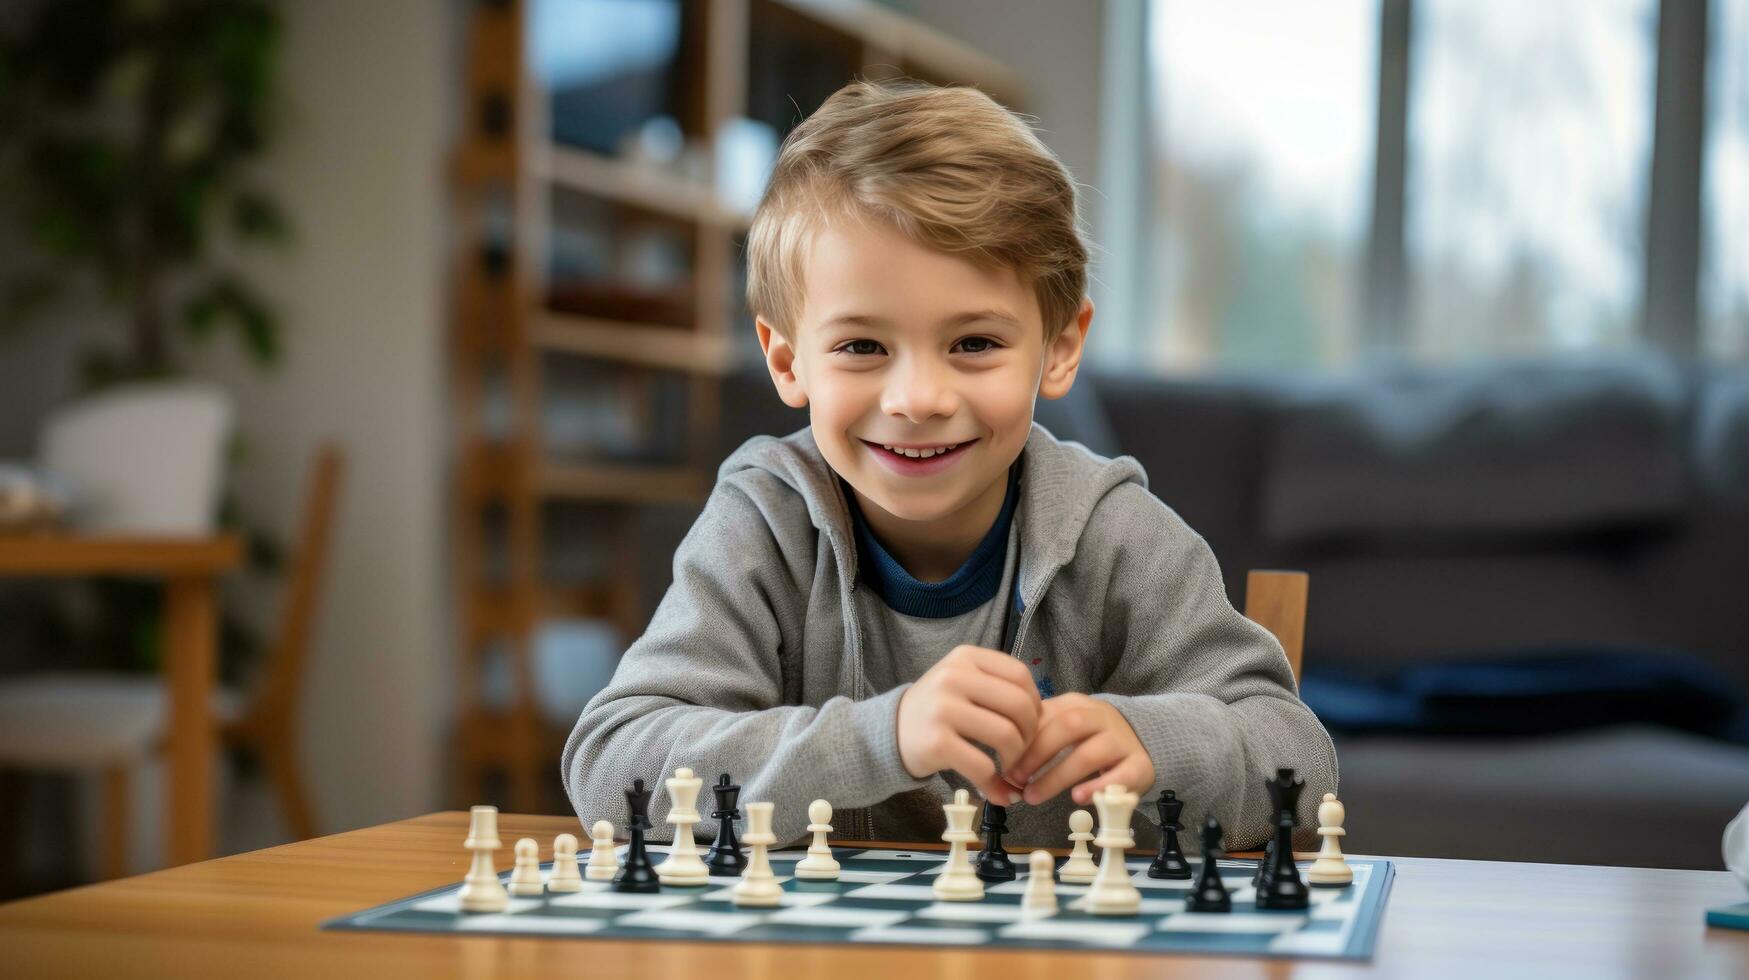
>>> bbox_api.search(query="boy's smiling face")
[757,215,1091,575]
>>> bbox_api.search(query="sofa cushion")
[1260,358,1690,546]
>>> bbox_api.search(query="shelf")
[537,461,707,504]
[473,583,617,636]
[536,145,752,230]
[773,0,1024,105]
[531,311,735,375]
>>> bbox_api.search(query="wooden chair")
[1244,570,1308,683]
[0,445,343,878]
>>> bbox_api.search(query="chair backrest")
[1244,569,1308,683]
[40,382,233,534]
[254,444,345,724]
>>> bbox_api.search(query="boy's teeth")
[880,443,958,459]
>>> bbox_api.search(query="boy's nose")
[881,356,959,422]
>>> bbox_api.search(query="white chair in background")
[39,381,234,534]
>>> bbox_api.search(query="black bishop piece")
[704,773,746,876]
[1147,789,1192,879]
[975,800,1016,882]
[613,778,661,893]
[1252,767,1309,910]
[1185,817,1231,913]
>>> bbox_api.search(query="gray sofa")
[689,356,1749,870]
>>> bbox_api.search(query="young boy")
[563,80,1336,850]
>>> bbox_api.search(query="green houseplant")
[0,0,291,384]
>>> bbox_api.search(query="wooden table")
[1,810,1743,977]
[0,534,244,867]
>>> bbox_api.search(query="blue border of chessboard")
[322,846,1395,961]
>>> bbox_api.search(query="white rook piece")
[732,801,783,907]
[458,805,509,912]
[1021,849,1057,917]
[1058,809,1099,883]
[547,833,583,892]
[1307,792,1354,886]
[657,766,711,886]
[794,799,840,880]
[585,820,618,881]
[932,788,985,901]
[508,837,545,895]
[1083,784,1142,915]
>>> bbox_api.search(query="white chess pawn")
[547,832,583,892]
[794,799,840,880]
[732,801,783,907]
[1307,792,1354,886]
[1084,784,1142,915]
[585,819,618,881]
[458,805,509,912]
[1021,849,1057,917]
[932,788,985,901]
[1058,809,1099,883]
[508,837,545,895]
[657,766,711,886]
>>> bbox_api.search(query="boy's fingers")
[1007,707,1098,784]
[1022,736,1123,806]
[966,648,1042,704]
[1071,757,1152,806]
[958,677,1040,744]
[949,702,1027,770]
[939,737,1013,804]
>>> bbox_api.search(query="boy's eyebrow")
[820,309,1023,330]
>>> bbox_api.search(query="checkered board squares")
[323,847,1394,961]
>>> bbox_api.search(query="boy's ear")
[757,318,810,409]
[1039,297,1093,401]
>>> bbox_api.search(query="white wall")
[185,0,453,836]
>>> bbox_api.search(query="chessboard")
[324,842,1394,960]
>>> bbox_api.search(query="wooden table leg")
[165,576,217,866]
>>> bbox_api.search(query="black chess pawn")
[613,778,661,893]
[1253,767,1309,910]
[1148,790,1193,879]
[704,773,746,876]
[1186,817,1231,913]
[975,800,1016,882]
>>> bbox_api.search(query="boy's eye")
[954,336,1001,354]
[835,339,885,356]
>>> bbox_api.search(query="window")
[1145,0,1378,373]
[1705,0,1749,361]
[1407,0,1656,361]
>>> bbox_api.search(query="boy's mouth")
[860,438,976,476]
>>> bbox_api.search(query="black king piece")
[1252,767,1309,910]
[1147,789,1193,879]
[974,800,1016,881]
[704,773,746,875]
[613,778,661,893]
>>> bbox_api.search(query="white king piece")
[656,767,711,886]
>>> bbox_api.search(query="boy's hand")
[896,645,1042,804]
[1003,693,1154,807]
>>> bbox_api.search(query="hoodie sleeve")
[561,474,928,845]
[1082,482,1339,850]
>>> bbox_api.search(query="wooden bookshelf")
[449,0,1023,812]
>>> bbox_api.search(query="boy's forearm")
[563,685,928,845]
[1096,689,1338,849]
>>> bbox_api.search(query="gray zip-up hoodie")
[563,423,1338,851]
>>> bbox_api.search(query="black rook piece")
[1186,817,1231,913]
[1148,790,1193,879]
[975,800,1016,882]
[613,778,660,893]
[1253,767,1309,910]
[705,773,746,876]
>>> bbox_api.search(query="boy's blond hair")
[746,79,1089,343]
